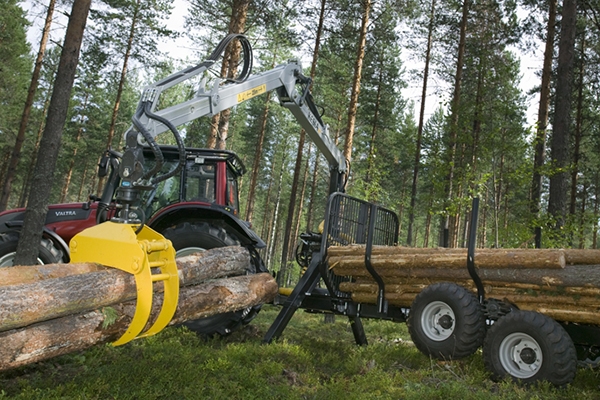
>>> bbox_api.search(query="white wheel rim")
[175,247,206,257]
[0,252,44,267]
[498,332,543,379]
[421,300,455,341]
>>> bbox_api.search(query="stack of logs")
[328,245,600,325]
[0,246,278,372]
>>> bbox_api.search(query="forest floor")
[1,305,599,399]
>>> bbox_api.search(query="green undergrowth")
[1,305,599,399]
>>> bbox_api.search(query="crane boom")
[124,34,346,201]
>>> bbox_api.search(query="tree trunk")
[569,33,585,219]
[531,0,557,247]
[442,0,469,247]
[270,143,287,280]
[407,0,436,246]
[77,160,90,201]
[280,0,326,272]
[60,93,89,202]
[548,0,578,229]
[96,0,140,194]
[293,143,313,243]
[423,184,435,247]
[306,155,320,232]
[15,0,92,266]
[0,0,56,212]
[245,92,272,223]
[260,149,277,241]
[578,182,587,249]
[0,273,276,372]
[19,94,51,208]
[342,0,371,162]
[365,61,383,192]
[594,174,600,248]
[214,0,250,150]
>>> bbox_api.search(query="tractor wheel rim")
[175,247,207,257]
[0,252,45,267]
[499,332,543,379]
[421,301,455,341]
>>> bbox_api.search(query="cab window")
[141,160,180,218]
[185,160,216,203]
[226,167,240,214]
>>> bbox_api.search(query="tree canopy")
[4,0,600,273]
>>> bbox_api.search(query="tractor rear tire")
[0,231,64,267]
[161,221,260,336]
[483,310,577,386]
[408,282,485,360]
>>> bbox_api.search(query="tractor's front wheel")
[0,231,64,267]
[161,221,260,336]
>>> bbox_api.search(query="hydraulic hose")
[207,33,253,82]
[142,101,186,184]
[131,103,164,181]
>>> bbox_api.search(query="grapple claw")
[70,221,179,346]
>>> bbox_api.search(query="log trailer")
[0,34,598,385]
[265,194,600,386]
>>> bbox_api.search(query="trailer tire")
[0,232,64,267]
[483,310,577,386]
[408,282,485,360]
[161,221,259,336]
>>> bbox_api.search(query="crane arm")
[117,35,347,223]
[127,35,346,187]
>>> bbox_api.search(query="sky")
[155,1,543,129]
[23,0,543,129]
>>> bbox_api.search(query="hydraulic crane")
[68,34,347,345]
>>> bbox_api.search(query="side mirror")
[98,152,110,178]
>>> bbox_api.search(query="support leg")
[349,315,368,345]
[263,254,322,343]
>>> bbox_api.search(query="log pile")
[0,246,278,371]
[328,245,600,325]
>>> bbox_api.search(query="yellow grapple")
[70,222,179,346]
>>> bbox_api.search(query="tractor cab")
[141,146,246,220]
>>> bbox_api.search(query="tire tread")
[483,310,577,386]
[408,282,485,359]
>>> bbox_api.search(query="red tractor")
[0,145,267,335]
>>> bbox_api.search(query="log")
[330,245,600,265]
[525,308,600,325]
[328,245,559,256]
[348,291,600,324]
[343,282,600,307]
[564,249,600,265]
[0,262,106,286]
[332,265,600,288]
[328,250,566,270]
[339,282,426,294]
[0,246,253,332]
[350,292,415,308]
[343,280,600,298]
[0,273,278,371]
[329,245,600,326]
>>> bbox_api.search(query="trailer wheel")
[161,221,259,336]
[0,232,64,267]
[483,310,577,386]
[408,282,485,360]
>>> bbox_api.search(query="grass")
[1,305,599,399]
